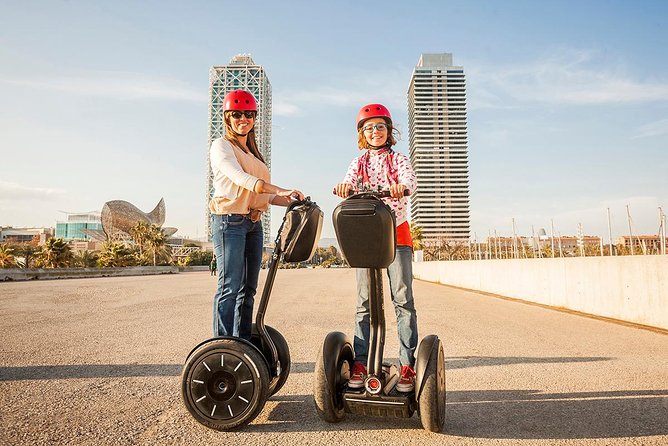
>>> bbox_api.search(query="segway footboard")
[343,392,414,418]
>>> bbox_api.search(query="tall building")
[408,53,470,244]
[206,54,272,245]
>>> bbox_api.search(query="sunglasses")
[230,110,257,120]
[362,123,388,133]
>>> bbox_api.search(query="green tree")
[184,250,213,266]
[10,243,41,268]
[97,241,136,267]
[0,244,19,268]
[410,223,424,251]
[72,250,99,267]
[145,224,171,266]
[35,238,73,268]
[130,221,151,260]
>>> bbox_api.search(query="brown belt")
[246,209,262,223]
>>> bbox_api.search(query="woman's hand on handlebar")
[334,183,352,198]
[276,188,304,201]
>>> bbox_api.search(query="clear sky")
[1,0,667,242]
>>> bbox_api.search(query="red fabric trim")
[396,221,412,248]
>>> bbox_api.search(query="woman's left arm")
[270,195,293,206]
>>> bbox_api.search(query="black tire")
[181,338,269,431]
[250,324,291,396]
[313,332,354,423]
[418,340,446,432]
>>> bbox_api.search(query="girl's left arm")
[396,153,417,193]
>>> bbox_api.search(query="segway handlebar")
[332,188,411,198]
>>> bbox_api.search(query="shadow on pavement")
[0,361,317,381]
[446,389,668,439]
[0,364,184,381]
[253,389,668,438]
[445,356,612,369]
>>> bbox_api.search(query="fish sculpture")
[100,198,176,240]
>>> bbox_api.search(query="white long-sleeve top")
[208,137,274,215]
[341,149,416,226]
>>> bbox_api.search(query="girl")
[334,103,418,392]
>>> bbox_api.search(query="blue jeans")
[211,214,263,340]
[354,245,418,368]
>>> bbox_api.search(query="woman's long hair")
[223,112,265,163]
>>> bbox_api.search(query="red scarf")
[357,148,398,189]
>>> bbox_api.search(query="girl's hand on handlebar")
[334,183,352,198]
[389,183,407,199]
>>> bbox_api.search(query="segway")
[182,198,323,430]
[313,190,446,432]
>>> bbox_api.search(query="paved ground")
[0,269,666,446]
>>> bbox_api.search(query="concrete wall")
[412,256,668,330]
[0,266,179,282]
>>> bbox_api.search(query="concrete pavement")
[1,269,666,445]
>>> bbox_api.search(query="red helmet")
[356,103,392,129]
[223,90,257,112]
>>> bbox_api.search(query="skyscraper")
[408,53,470,244]
[206,54,272,245]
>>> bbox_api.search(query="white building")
[206,54,272,245]
[408,53,470,243]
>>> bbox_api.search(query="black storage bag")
[280,200,324,263]
[332,196,396,268]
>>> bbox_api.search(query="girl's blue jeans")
[353,245,418,368]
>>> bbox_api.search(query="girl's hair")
[223,111,265,163]
[357,118,400,150]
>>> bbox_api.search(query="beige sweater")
[208,137,273,215]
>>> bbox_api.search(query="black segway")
[313,190,446,432]
[182,198,323,430]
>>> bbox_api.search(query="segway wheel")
[250,324,291,396]
[313,331,354,423]
[181,338,269,430]
[418,339,446,432]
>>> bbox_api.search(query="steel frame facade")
[408,53,471,243]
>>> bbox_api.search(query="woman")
[209,90,304,340]
[334,103,418,392]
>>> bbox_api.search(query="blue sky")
[1,0,667,241]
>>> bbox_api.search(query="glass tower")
[55,212,103,241]
[206,54,272,245]
[408,53,470,244]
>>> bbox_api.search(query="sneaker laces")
[400,365,416,381]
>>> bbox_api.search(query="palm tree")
[130,221,151,259]
[35,238,73,268]
[145,224,171,266]
[410,223,424,251]
[97,241,136,267]
[72,250,99,267]
[0,244,18,268]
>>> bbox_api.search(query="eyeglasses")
[362,123,388,133]
[230,110,257,120]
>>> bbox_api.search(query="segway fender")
[322,331,354,388]
[415,335,440,400]
[184,336,267,368]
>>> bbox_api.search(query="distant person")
[209,256,217,276]
[209,90,304,340]
[333,103,418,392]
